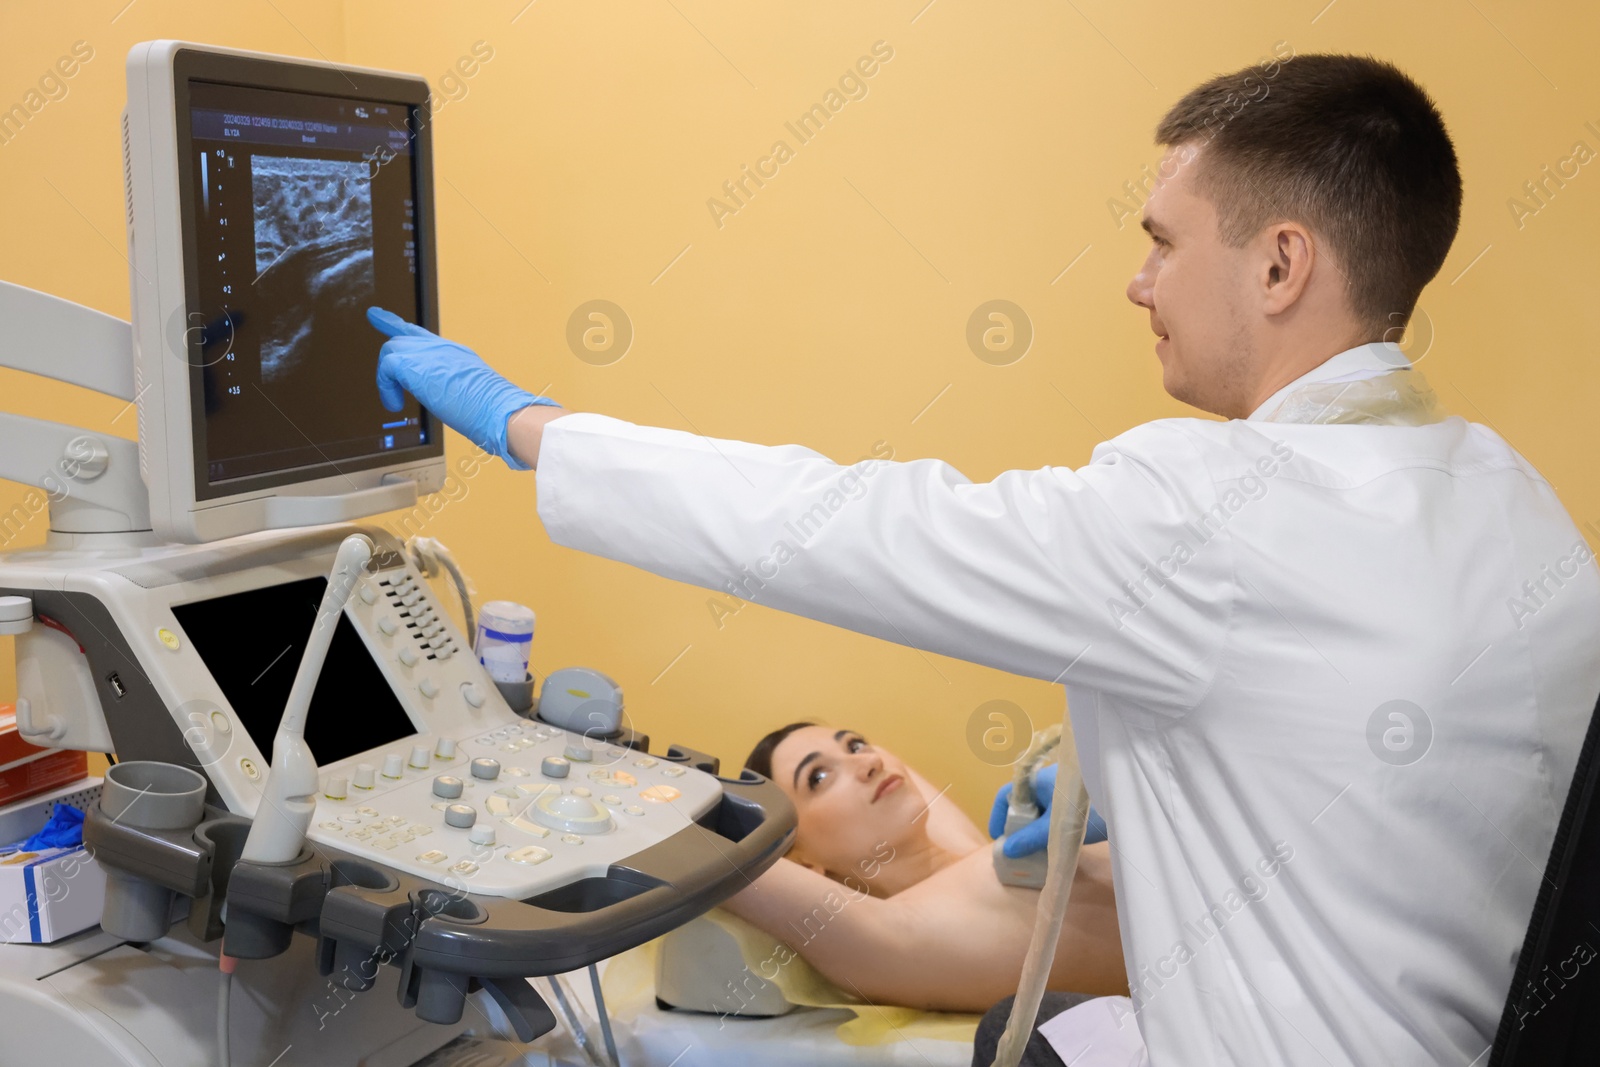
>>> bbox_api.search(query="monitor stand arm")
[0,280,153,542]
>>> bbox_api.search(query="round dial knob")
[541,756,570,779]
[352,764,376,790]
[419,678,440,699]
[444,803,476,829]
[435,737,457,759]
[323,775,348,800]
[381,753,405,778]
[432,775,464,799]
[468,824,497,847]
[471,758,500,780]
[409,744,430,769]
[563,741,594,763]
[461,682,485,709]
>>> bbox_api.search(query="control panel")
[0,524,726,898]
[308,723,720,896]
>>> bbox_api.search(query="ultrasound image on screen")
[185,81,432,492]
[250,156,375,382]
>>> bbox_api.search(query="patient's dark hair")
[744,721,816,781]
[1155,52,1461,334]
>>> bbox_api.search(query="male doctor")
[368,54,1600,1066]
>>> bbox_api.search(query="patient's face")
[768,726,925,880]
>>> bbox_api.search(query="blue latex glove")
[367,307,560,471]
[988,763,1107,858]
[20,803,85,850]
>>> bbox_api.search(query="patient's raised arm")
[722,844,1126,1013]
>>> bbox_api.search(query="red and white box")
[0,702,88,807]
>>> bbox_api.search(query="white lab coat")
[534,342,1600,1066]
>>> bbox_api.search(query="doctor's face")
[1125,143,1261,419]
[768,726,924,880]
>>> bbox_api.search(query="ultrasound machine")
[0,40,793,1066]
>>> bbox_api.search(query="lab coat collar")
[1246,342,1410,422]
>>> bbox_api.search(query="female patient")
[720,722,1126,1013]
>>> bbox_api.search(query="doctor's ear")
[1259,221,1316,315]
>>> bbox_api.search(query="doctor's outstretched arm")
[369,308,1230,712]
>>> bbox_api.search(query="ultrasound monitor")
[125,42,447,543]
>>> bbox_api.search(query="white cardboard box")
[0,778,105,944]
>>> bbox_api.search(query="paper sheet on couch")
[1038,996,1149,1066]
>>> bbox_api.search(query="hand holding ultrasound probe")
[239,534,375,866]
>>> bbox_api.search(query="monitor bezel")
[170,47,444,501]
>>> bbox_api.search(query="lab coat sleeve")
[535,413,1233,713]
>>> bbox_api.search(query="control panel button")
[541,756,570,779]
[633,757,658,768]
[563,742,594,763]
[381,753,405,779]
[419,678,440,699]
[357,807,379,817]
[640,785,682,803]
[319,821,341,830]
[338,814,360,825]
[353,764,376,790]
[461,683,485,709]
[398,646,419,667]
[506,816,552,838]
[436,737,457,760]
[508,846,551,866]
[444,804,476,829]
[449,860,478,876]
[324,775,348,800]
[378,617,398,636]
[432,775,464,799]
[418,850,447,864]
[359,585,378,605]
[471,758,501,780]
[571,787,592,798]
[624,805,645,816]
[602,794,622,806]
[663,766,686,778]
[409,744,430,769]
[561,834,584,845]
[468,824,497,847]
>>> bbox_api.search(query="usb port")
[106,672,127,699]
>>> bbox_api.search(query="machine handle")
[403,771,793,978]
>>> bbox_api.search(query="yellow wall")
[2,0,1596,822]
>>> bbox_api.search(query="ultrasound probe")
[240,533,375,865]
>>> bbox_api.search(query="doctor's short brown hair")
[1155,52,1462,335]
